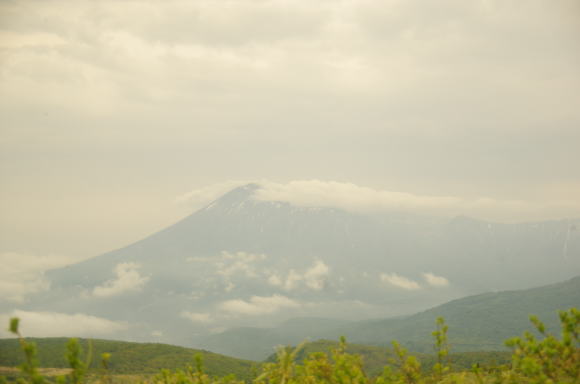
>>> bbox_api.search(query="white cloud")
[423,272,450,287]
[151,330,163,337]
[219,295,300,316]
[253,180,458,213]
[178,180,580,223]
[181,311,211,323]
[380,273,421,290]
[216,251,267,278]
[175,181,251,209]
[304,260,330,290]
[268,274,283,287]
[0,252,79,303]
[283,270,303,291]
[253,180,539,220]
[92,262,149,298]
[223,251,267,263]
[267,260,330,291]
[0,310,128,338]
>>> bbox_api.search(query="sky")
[1,0,580,270]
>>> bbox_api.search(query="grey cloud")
[0,0,578,257]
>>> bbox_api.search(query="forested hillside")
[202,276,580,359]
[336,275,580,352]
[0,338,258,379]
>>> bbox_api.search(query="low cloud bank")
[179,180,580,222]
[0,310,128,338]
[219,295,300,316]
[0,252,79,303]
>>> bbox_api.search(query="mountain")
[336,275,580,351]
[0,337,258,379]
[200,276,580,359]
[195,317,350,361]
[12,183,580,348]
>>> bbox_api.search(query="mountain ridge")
[199,275,580,359]
[13,184,580,349]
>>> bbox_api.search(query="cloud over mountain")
[423,272,450,287]
[219,295,300,316]
[380,273,421,291]
[268,260,330,292]
[179,180,580,223]
[0,310,127,338]
[93,263,149,298]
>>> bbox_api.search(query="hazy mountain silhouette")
[22,183,580,347]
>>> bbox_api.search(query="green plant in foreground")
[9,317,44,384]
[505,308,579,383]
[256,341,306,384]
[431,317,450,382]
[65,339,87,384]
[99,353,112,384]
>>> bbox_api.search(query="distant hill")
[201,276,580,359]
[0,338,258,379]
[335,275,580,352]
[198,317,349,361]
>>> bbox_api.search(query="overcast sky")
[1,0,579,263]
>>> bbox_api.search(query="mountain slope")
[15,183,580,348]
[338,275,580,351]
[200,276,580,359]
[197,317,350,361]
[0,338,258,379]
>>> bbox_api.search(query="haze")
[1,1,579,274]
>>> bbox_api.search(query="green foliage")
[2,309,579,384]
[8,317,44,384]
[0,339,258,380]
[65,339,87,384]
[9,319,20,335]
[266,340,510,377]
[504,308,579,383]
[431,317,449,381]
